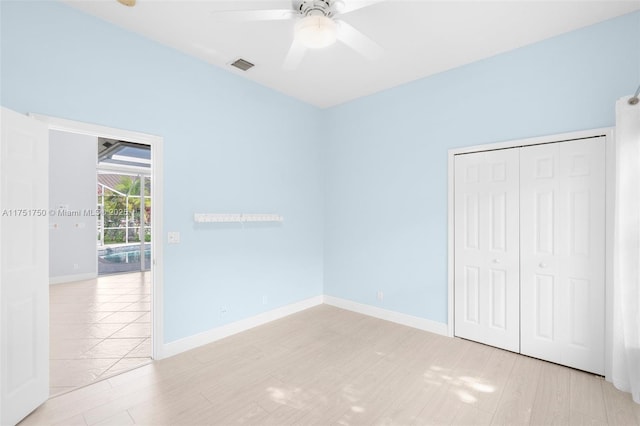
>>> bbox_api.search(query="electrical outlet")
[220,306,228,315]
[73,263,79,270]
[377,291,384,301]
[168,231,180,244]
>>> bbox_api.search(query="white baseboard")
[160,294,449,360]
[323,295,448,336]
[161,295,324,359]
[49,272,97,285]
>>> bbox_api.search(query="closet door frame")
[447,127,615,379]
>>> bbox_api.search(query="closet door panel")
[520,137,605,375]
[454,149,520,352]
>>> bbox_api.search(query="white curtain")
[612,94,640,404]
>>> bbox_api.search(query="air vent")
[230,58,255,71]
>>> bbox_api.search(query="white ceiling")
[62,0,640,108]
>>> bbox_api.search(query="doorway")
[97,139,152,276]
[40,115,163,396]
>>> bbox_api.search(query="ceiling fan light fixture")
[295,15,337,49]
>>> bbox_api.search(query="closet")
[453,136,605,375]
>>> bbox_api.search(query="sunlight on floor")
[460,376,496,393]
[266,385,309,410]
[423,363,496,405]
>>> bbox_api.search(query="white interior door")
[454,149,520,352]
[1,108,49,425]
[520,137,605,374]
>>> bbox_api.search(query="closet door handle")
[539,262,547,268]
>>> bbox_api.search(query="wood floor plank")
[126,389,212,425]
[91,411,134,426]
[50,414,88,426]
[411,338,482,425]
[451,403,495,426]
[219,401,269,424]
[569,410,609,426]
[374,333,443,424]
[474,347,519,414]
[490,355,544,425]
[602,380,640,425]
[442,339,502,415]
[530,361,571,425]
[569,370,607,423]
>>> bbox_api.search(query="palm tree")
[117,176,150,241]
[115,176,150,218]
[102,175,151,243]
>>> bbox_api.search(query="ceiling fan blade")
[336,0,385,15]
[336,21,383,61]
[211,9,295,22]
[283,40,307,70]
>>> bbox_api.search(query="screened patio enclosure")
[97,139,151,275]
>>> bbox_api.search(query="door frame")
[30,114,165,360]
[447,127,615,378]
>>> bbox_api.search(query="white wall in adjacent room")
[49,130,97,283]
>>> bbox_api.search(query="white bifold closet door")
[520,137,605,375]
[454,148,520,353]
[454,137,605,374]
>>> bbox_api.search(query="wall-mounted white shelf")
[193,213,284,223]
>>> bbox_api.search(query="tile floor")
[49,272,151,396]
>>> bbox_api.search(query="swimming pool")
[98,244,151,274]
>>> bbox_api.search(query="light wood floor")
[50,272,151,395]
[22,304,639,425]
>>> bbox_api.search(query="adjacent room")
[47,132,152,395]
[1,0,639,425]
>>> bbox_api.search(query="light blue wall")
[0,1,324,343]
[323,11,640,324]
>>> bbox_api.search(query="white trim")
[29,113,165,361]
[323,296,449,336]
[447,151,456,337]
[161,296,324,359]
[447,127,615,370]
[30,115,163,144]
[448,127,612,156]
[604,128,615,381]
[150,137,164,361]
[97,163,152,176]
[49,273,97,285]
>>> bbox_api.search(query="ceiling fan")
[212,0,384,70]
